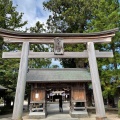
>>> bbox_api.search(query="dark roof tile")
[26,68,91,83]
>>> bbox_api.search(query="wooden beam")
[0,28,118,43]
[3,36,113,43]
[2,50,113,58]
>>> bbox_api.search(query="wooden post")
[87,42,106,120]
[12,42,29,120]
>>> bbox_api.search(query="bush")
[0,98,4,104]
[118,99,120,117]
[0,106,12,115]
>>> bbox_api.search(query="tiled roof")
[26,68,91,83]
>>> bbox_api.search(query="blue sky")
[12,0,51,30]
[12,0,62,68]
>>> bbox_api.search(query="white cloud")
[12,0,62,67]
[12,0,51,30]
[50,59,63,68]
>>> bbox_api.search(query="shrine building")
[26,68,91,118]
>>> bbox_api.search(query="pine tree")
[44,0,120,106]
[0,0,27,30]
[43,0,96,33]
[0,0,27,107]
[43,0,96,67]
[86,0,120,106]
[28,21,52,69]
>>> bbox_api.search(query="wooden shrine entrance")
[26,68,91,118]
[29,82,88,118]
[45,83,71,103]
[0,28,118,120]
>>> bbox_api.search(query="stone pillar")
[12,42,29,120]
[87,42,106,120]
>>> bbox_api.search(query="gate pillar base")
[11,118,23,120]
[70,111,88,118]
[96,117,107,120]
[29,112,46,119]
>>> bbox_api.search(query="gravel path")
[0,103,119,120]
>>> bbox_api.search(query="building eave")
[26,68,91,83]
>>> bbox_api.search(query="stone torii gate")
[0,28,118,120]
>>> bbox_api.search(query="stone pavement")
[0,103,119,120]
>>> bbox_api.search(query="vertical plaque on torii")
[54,37,64,55]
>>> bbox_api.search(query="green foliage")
[0,0,27,30]
[61,44,87,68]
[28,21,52,68]
[118,99,120,117]
[85,0,120,99]
[86,0,120,32]
[30,21,46,33]
[43,0,93,67]
[50,65,59,68]
[0,1,51,108]
[0,106,12,115]
[0,0,27,106]
[43,0,95,33]
[0,98,4,104]
[0,0,119,108]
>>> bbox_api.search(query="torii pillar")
[12,42,29,120]
[87,42,106,120]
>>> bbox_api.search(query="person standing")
[59,96,63,112]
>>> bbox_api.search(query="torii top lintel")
[0,28,118,43]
